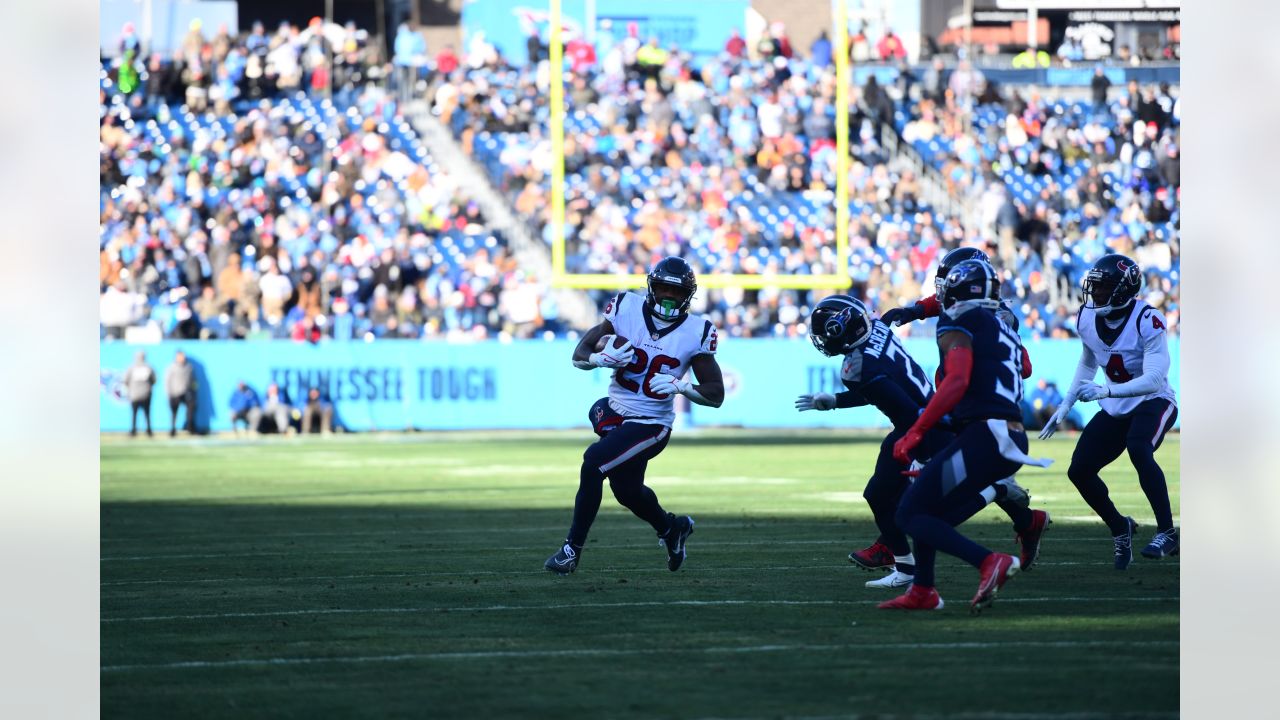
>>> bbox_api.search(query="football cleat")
[878,584,944,610]
[1015,509,1051,571]
[1113,516,1138,570]
[544,543,579,575]
[659,515,695,571]
[971,553,1020,614]
[1140,528,1179,559]
[848,542,896,571]
[866,570,914,589]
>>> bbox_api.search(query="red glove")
[893,427,925,465]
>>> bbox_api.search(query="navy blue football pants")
[865,427,1032,560]
[1067,397,1178,534]
[568,421,673,547]
[896,420,1029,588]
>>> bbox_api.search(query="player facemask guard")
[808,295,874,357]
[939,259,1001,318]
[934,247,991,298]
[646,256,698,321]
[1082,253,1143,317]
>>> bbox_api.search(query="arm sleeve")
[918,295,941,318]
[860,377,926,430]
[1106,321,1171,398]
[1020,346,1033,379]
[908,346,972,435]
[834,389,869,409]
[1065,345,1100,402]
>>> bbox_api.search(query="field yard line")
[97,522,852,542]
[98,561,1145,587]
[100,639,1178,673]
[697,713,1178,720]
[100,596,1176,624]
[100,538,1145,562]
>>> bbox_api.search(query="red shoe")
[878,584,944,611]
[1015,510,1051,571]
[971,553,1020,613]
[848,542,895,571]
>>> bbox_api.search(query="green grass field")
[101,430,1179,719]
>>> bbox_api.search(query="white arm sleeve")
[1107,328,1170,398]
[1065,345,1099,402]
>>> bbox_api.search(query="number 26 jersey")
[603,292,718,427]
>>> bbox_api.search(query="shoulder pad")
[841,352,864,384]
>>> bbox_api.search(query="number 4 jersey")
[1077,299,1177,415]
[602,291,718,427]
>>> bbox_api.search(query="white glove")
[795,393,837,411]
[1038,400,1075,440]
[649,372,691,397]
[1077,383,1111,402]
[589,338,635,369]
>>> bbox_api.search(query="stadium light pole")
[550,0,566,281]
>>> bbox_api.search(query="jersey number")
[1104,353,1134,383]
[883,335,934,397]
[616,349,681,399]
[994,327,1025,404]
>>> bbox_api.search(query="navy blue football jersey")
[840,319,936,429]
[935,308,1025,423]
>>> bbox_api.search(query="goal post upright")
[549,1,851,291]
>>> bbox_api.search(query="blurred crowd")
[101,18,1180,343]
[101,18,560,342]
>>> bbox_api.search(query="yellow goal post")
[547,0,852,291]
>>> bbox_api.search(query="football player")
[880,247,1019,330]
[885,260,1053,612]
[797,296,1048,591]
[1039,254,1179,569]
[544,257,725,575]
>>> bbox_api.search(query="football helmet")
[808,295,874,357]
[934,247,991,297]
[939,259,1001,318]
[1082,253,1142,317]
[646,257,698,321]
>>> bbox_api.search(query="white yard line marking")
[100,596,1176,624]
[101,537,1164,562]
[98,561,1156,587]
[100,639,1178,673]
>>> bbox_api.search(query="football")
[595,334,630,352]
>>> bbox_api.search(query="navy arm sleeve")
[835,385,870,409]
[860,377,925,430]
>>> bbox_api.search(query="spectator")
[164,350,197,437]
[1091,66,1112,112]
[229,381,262,435]
[437,44,460,75]
[393,23,427,97]
[302,387,335,434]
[526,30,543,67]
[1025,379,1082,431]
[261,383,294,434]
[810,30,832,68]
[170,300,202,339]
[724,28,746,59]
[123,351,156,437]
[876,28,907,61]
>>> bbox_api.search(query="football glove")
[1077,383,1112,402]
[1038,400,1075,440]
[795,393,837,411]
[589,338,635,369]
[649,373,691,397]
[880,304,924,327]
[892,427,926,464]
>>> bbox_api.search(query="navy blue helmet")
[939,259,1001,316]
[646,257,698,320]
[934,247,991,297]
[808,295,874,357]
[1082,253,1142,315]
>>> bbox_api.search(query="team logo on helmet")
[825,307,852,337]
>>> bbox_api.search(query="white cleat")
[865,570,914,589]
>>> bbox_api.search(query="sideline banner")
[101,338,1179,432]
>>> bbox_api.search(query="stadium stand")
[101,18,1179,342]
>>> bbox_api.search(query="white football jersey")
[602,291,718,427]
[1077,299,1177,415]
